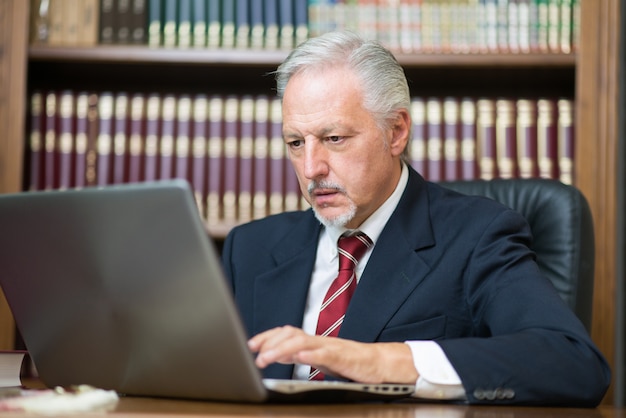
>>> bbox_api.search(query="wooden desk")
[114,397,619,418]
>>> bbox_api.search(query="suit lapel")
[341,169,436,342]
[253,213,322,335]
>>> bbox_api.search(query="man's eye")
[327,136,342,143]
[288,140,303,148]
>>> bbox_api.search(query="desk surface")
[4,396,617,418]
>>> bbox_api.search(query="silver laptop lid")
[0,180,267,402]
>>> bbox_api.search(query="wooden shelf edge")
[28,45,576,68]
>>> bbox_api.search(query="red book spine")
[73,92,89,188]
[460,98,477,180]
[58,90,75,190]
[44,91,60,190]
[253,95,270,220]
[159,94,176,180]
[96,92,114,186]
[410,98,427,178]
[222,95,240,226]
[85,93,99,187]
[175,95,192,182]
[128,93,145,183]
[269,97,285,215]
[191,94,208,217]
[238,96,254,224]
[537,98,558,179]
[143,93,161,182]
[495,99,518,179]
[207,95,224,229]
[443,97,460,181]
[558,98,575,185]
[28,91,45,191]
[516,99,538,179]
[476,98,497,180]
[426,98,443,182]
[113,92,129,184]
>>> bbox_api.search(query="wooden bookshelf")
[0,0,621,404]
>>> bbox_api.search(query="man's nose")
[303,143,329,179]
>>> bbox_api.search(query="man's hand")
[247,325,419,384]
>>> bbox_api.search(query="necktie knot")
[337,232,373,272]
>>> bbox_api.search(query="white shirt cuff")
[405,340,467,400]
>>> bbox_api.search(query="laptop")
[0,180,416,403]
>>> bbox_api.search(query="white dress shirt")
[294,163,466,400]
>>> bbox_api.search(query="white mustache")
[307,181,346,196]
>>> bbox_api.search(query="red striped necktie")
[309,231,373,381]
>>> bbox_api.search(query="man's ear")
[389,109,411,157]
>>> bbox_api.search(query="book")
[175,95,192,181]
[178,0,192,47]
[44,91,59,190]
[557,98,574,185]
[278,0,294,50]
[476,98,497,180]
[96,92,115,186]
[264,0,279,49]
[191,95,209,216]
[112,92,129,184]
[115,0,132,44]
[77,0,100,46]
[249,0,264,49]
[294,0,308,47]
[30,0,50,44]
[47,0,64,45]
[128,93,145,183]
[221,0,236,48]
[222,95,240,225]
[207,0,221,48]
[84,93,100,187]
[410,97,427,178]
[130,0,147,44]
[235,0,251,49]
[162,0,177,47]
[28,91,45,191]
[426,98,443,182]
[516,98,538,178]
[99,0,116,44]
[62,0,80,45]
[238,96,255,224]
[537,98,558,179]
[148,0,162,46]
[495,99,517,179]
[159,94,176,180]
[58,90,75,190]
[460,97,477,180]
[207,95,224,228]
[74,92,90,189]
[443,97,460,181]
[268,96,284,215]
[143,93,161,181]
[253,95,270,220]
[192,0,207,47]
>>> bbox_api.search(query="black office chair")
[439,178,595,332]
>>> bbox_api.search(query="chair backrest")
[439,178,595,332]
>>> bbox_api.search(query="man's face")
[281,67,408,229]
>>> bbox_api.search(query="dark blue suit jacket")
[221,167,610,406]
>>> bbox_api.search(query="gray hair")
[274,31,411,161]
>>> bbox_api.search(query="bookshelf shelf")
[29,45,576,68]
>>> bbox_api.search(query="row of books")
[26,90,574,230]
[311,0,579,54]
[29,0,579,54]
